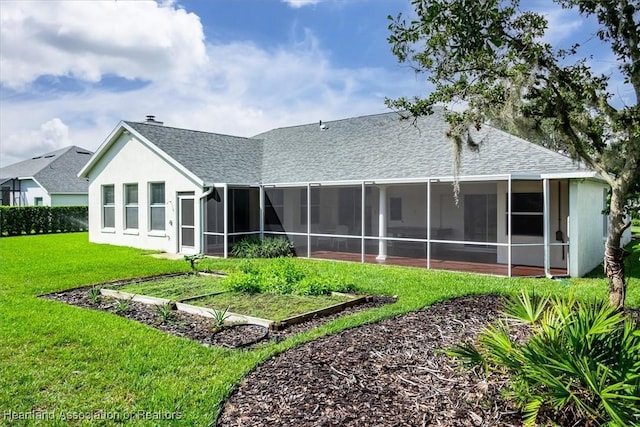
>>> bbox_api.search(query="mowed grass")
[189,292,353,321]
[1,233,639,426]
[116,275,228,301]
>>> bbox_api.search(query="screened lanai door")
[179,194,196,255]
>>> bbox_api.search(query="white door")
[179,195,197,254]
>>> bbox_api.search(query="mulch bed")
[42,286,395,347]
[217,294,522,427]
[45,286,640,426]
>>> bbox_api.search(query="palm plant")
[448,291,640,426]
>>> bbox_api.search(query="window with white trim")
[34,197,43,206]
[102,185,115,228]
[149,182,165,231]
[124,183,138,230]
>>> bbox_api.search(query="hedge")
[0,206,88,237]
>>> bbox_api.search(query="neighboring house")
[78,111,631,277]
[0,146,93,207]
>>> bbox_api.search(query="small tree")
[387,0,639,308]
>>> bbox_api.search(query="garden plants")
[231,237,294,258]
[448,291,640,426]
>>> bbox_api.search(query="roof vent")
[319,120,327,131]
[145,115,164,125]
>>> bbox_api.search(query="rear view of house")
[78,111,631,277]
[0,146,93,206]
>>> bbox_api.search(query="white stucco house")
[0,146,93,207]
[78,111,631,277]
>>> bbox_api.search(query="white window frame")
[149,182,165,232]
[102,184,115,229]
[124,183,139,230]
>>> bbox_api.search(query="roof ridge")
[124,121,255,141]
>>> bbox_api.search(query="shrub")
[225,258,355,296]
[448,292,640,426]
[0,206,88,236]
[225,271,261,294]
[231,237,294,258]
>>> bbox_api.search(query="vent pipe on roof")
[145,115,164,125]
[319,120,327,131]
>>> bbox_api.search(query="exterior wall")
[85,132,202,254]
[51,194,88,206]
[1,179,50,206]
[569,179,608,277]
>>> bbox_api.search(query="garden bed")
[42,274,395,348]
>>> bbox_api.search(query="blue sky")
[0,0,632,167]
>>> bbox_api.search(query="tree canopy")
[387,0,639,308]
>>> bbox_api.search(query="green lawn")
[116,275,228,301]
[189,291,353,321]
[1,233,638,426]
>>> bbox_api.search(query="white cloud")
[540,7,584,46]
[2,118,71,164]
[0,0,425,167]
[0,0,207,89]
[281,0,323,8]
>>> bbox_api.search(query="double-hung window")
[124,183,138,230]
[102,185,115,228]
[149,182,165,231]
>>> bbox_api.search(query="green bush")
[0,206,88,236]
[224,271,261,294]
[448,292,640,426]
[225,258,355,296]
[231,236,294,258]
[632,217,640,226]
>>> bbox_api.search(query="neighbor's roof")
[0,146,93,193]
[123,122,262,185]
[255,109,587,183]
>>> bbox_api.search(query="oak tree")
[387,0,639,308]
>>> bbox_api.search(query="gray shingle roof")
[0,146,93,193]
[117,109,587,186]
[255,109,586,183]
[125,121,262,185]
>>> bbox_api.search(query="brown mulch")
[44,286,523,425]
[217,294,522,427]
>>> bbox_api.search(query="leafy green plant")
[448,291,640,426]
[114,298,132,314]
[184,254,205,274]
[88,286,101,304]
[231,237,294,258]
[211,306,230,329]
[225,271,261,294]
[224,258,355,296]
[155,303,174,324]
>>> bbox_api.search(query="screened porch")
[201,176,570,277]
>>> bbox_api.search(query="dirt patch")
[217,294,522,427]
[42,286,394,347]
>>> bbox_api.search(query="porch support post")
[223,184,228,258]
[377,185,387,261]
[427,180,431,269]
[507,176,512,277]
[543,178,551,277]
[361,182,365,263]
[259,185,265,241]
[307,184,311,258]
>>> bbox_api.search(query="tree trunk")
[604,186,630,310]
